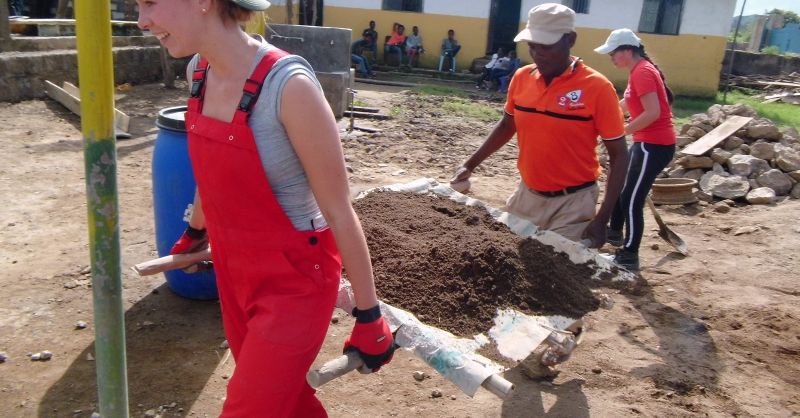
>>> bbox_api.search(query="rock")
[75,321,88,330]
[40,351,52,360]
[746,120,782,141]
[413,371,427,381]
[330,316,339,324]
[775,147,800,172]
[87,352,94,361]
[706,105,726,125]
[592,367,603,374]
[746,187,776,204]
[695,122,715,133]
[685,126,706,139]
[723,136,744,151]
[675,136,695,148]
[30,353,41,361]
[696,190,714,202]
[667,167,687,178]
[712,163,728,175]
[431,389,443,398]
[713,202,731,213]
[734,226,760,236]
[790,183,800,199]
[677,156,714,169]
[143,409,158,418]
[721,199,735,206]
[739,144,750,155]
[650,243,660,250]
[683,168,705,181]
[700,172,750,199]
[749,142,775,161]
[790,170,800,182]
[0,352,7,363]
[219,340,229,349]
[450,395,457,400]
[711,148,733,164]
[80,265,91,275]
[757,169,793,195]
[723,103,757,118]
[727,155,770,177]
[748,179,760,189]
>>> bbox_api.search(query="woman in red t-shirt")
[595,28,676,271]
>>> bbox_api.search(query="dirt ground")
[1,80,798,418]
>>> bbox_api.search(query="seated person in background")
[351,34,376,77]
[440,29,461,71]
[405,26,425,67]
[476,47,505,89]
[361,20,378,61]
[384,23,407,66]
[490,50,522,91]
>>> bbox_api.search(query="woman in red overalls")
[137,0,395,416]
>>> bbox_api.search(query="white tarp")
[341,178,634,396]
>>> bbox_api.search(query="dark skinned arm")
[581,136,628,248]
[451,113,516,182]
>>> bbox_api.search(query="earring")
[201,8,207,13]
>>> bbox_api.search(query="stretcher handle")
[307,350,363,388]
[306,351,516,399]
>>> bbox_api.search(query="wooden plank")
[45,81,131,134]
[350,106,381,113]
[343,110,390,120]
[680,116,753,156]
[62,82,131,132]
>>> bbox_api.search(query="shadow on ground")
[501,368,590,418]
[38,283,225,417]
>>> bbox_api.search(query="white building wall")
[519,0,736,37]
[424,0,491,19]
[326,0,382,10]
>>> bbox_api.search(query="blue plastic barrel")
[153,106,218,300]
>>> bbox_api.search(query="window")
[562,0,589,14]
[639,0,684,35]
[382,0,423,12]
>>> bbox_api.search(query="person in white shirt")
[405,26,425,67]
[476,47,504,89]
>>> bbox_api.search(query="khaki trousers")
[505,181,599,242]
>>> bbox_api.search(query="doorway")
[487,0,522,55]
[299,0,324,26]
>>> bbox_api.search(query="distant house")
[767,23,800,54]
[267,0,737,96]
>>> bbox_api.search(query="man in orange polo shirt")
[450,3,628,247]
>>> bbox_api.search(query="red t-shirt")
[624,59,675,145]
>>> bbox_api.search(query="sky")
[734,0,800,16]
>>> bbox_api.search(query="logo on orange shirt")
[558,89,585,110]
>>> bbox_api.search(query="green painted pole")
[75,1,130,417]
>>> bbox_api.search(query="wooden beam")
[680,116,752,156]
[45,80,131,133]
[0,0,11,43]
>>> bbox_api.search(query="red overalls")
[185,50,342,417]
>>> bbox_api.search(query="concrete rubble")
[665,103,800,204]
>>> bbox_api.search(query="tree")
[768,8,799,25]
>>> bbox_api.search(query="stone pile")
[664,103,800,204]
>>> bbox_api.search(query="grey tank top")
[187,39,327,231]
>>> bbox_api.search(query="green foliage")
[441,99,502,122]
[768,8,800,25]
[760,45,781,55]
[414,85,470,98]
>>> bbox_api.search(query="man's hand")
[581,219,607,249]
[449,165,472,193]
[343,305,395,372]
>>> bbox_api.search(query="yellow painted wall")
[323,6,490,70]
[265,3,297,26]
[509,25,724,97]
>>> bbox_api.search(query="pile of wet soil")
[353,191,601,336]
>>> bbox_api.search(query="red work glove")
[343,305,396,372]
[170,226,212,273]
[170,226,208,255]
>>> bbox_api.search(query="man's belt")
[530,180,596,197]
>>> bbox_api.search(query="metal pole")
[75,1,130,416]
[723,0,747,104]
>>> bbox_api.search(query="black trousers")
[610,141,675,252]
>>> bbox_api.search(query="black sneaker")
[613,248,639,271]
[606,228,624,247]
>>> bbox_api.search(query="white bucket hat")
[594,28,642,54]
[513,3,576,45]
[230,0,271,11]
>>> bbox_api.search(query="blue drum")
[152,106,218,300]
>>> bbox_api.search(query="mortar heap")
[353,191,602,337]
[665,103,800,204]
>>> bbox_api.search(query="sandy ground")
[0,80,798,418]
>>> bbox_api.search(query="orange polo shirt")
[504,58,625,192]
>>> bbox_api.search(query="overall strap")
[187,56,210,113]
[232,48,290,125]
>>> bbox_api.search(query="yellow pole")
[75,1,130,417]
